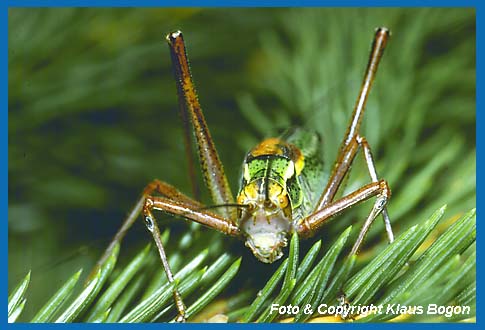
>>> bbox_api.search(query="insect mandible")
[93,28,395,322]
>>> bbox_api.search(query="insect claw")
[175,313,186,323]
[337,294,353,320]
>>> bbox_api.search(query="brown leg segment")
[315,28,390,212]
[177,79,201,201]
[143,196,240,237]
[92,180,204,270]
[142,195,240,321]
[297,179,390,254]
[166,31,235,220]
[93,178,239,320]
[298,180,389,235]
[307,134,394,249]
[143,213,187,322]
[316,136,360,210]
[358,136,394,243]
[304,28,393,256]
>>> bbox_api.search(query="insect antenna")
[198,203,250,212]
[167,203,248,223]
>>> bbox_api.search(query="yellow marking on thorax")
[293,152,304,176]
[237,179,290,213]
[268,181,289,209]
[237,180,259,205]
[249,138,306,176]
[250,138,286,157]
[243,163,251,182]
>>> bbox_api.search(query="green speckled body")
[237,128,327,227]
[283,129,328,223]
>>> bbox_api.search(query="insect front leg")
[142,195,240,322]
[297,178,390,255]
[91,180,204,273]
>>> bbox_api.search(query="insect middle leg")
[94,178,238,322]
[297,177,390,255]
[313,134,394,254]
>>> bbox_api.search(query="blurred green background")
[9,8,475,321]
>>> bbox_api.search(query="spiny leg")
[349,193,388,255]
[126,31,241,320]
[98,31,240,321]
[297,28,391,319]
[297,179,390,255]
[87,29,238,322]
[143,195,240,321]
[167,31,235,219]
[316,27,390,210]
[178,86,201,200]
[143,197,240,240]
